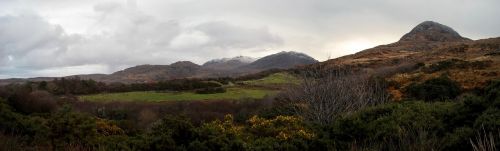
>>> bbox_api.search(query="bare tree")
[283,65,390,125]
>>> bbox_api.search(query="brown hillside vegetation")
[312,21,500,100]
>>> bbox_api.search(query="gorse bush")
[48,106,98,148]
[406,75,461,101]
[146,115,196,150]
[423,59,492,73]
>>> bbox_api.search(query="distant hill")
[240,51,318,71]
[106,51,317,83]
[202,56,255,70]
[108,61,202,83]
[0,51,317,84]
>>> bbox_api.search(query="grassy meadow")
[79,87,278,102]
[79,72,297,102]
[242,72,300,85]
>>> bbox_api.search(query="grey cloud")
[93,2,122,13]
[194,21,283,50]
[1,0,500,78]
[0,14,70,67]
[0,2,284,77]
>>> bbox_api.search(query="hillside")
[241,51,318,71]
[202,56,255,70]
[108,61,202,83]
[312,21,500,99]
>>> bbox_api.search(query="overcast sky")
[1,0,499,78]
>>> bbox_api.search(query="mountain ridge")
[2,21,499,86]
[202,56,256,70]
[311,21,500,98]
[0,51,317,84]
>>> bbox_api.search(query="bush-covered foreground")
[1,77,500,150]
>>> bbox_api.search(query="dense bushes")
[13,77,226,95]
[15,90,58,114]
[0,74,499,150]
[50,77,103,95]
[423,59,492,73]
[327,101,451,150]
[2,92,500,150]
[47,106,99,148]
[145,115,196,150]
[195,87,226,94]
[406,75,461,101]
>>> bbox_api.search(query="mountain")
[8,21,494,86]
[312,21,500,100]
[105,51,316,82]
[109,61,201,83]
[399,21,470,42]
[320,21,482,68]
[202,56,255,70]
[0,51,318,84]
[241,51,318,71]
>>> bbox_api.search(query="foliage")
[406,75,461,101]
[1,72,500,150]
[0,98,49,143]
[190,115,246,151]
[246,115,315,150]
[326,101,449,150]
[145,115,197,150]
[48,106,98,148]
[423,59,492,73]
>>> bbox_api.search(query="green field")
[79,87,277,102]
[242,72,300,85]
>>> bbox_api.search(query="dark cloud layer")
[1,0,499,78]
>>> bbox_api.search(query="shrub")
[474,108,500,132]
[442,127,475,150]
[48,106,97,148]
[424,59,492,73]
[195,87,226,94]
[23,91,58,114]
[484,80,500,102]
[406,75,461,101]
[282,67,390,125]
[191,115,245,151]
[0,98,49,143]
[145,115,196,150]
[247,115,314,140]
[325,101,457,149]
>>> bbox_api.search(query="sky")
[1,0,500,78]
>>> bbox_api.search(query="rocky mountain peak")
[399,21,470,42]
